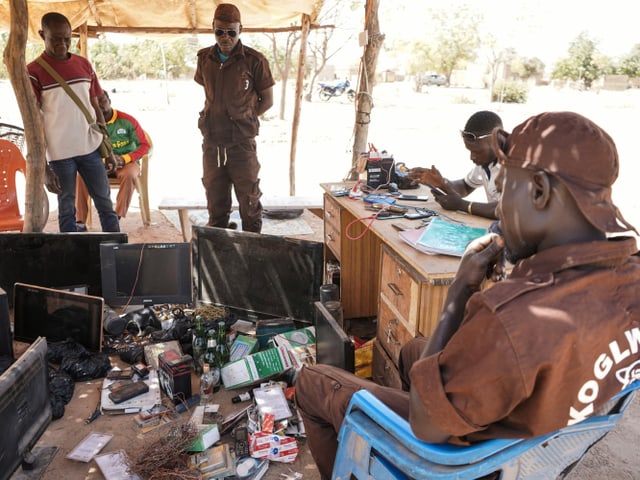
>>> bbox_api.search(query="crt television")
[192,226,323,322]
[0,232,127,307]
[314,301,354,373]
[100,242,193,307]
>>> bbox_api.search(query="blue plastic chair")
[332,381,639,479]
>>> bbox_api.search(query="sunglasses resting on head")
[460,130,492,142]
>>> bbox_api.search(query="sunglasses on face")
[460,131,492,142]
[215,28,238,38]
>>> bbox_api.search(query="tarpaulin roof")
[0,0,322,39]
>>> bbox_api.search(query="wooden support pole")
[4,0,48,231]
[289,13,311,196]
[350,0,384,178]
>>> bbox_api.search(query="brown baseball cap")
[214,3,241,23]
[494,111,636,234]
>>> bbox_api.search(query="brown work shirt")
[410,237,640,442]
[194,41,275,146]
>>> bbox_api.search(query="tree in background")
[552,32,607,89]
[408,6,482,85]
[90,38,197,80]
[304,0,359,102]
[619,44,640,79]
[264,31,301,120]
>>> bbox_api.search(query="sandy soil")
[7,78,640,479]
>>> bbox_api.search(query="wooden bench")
[158,195,323,241]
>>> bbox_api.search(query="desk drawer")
[371,339,402,388]
[324,195,342,258]
[380,247,421,331]
[377,298,415,367]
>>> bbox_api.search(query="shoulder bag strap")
[35,56,95,125]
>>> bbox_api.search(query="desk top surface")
[321,182,492,281]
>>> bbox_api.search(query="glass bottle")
[199,363,214,405]
[215,320,230,366]
[203,329,221,393]
[191,315,206,375]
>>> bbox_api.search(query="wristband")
[467,202,473,215]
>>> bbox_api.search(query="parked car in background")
[415,73,448,91]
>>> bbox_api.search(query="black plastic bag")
[60,351,111,381]
[48,367,75,420]
[47,338,88,364]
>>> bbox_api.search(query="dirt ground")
[5,79,640,479]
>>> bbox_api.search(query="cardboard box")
[189,424,221,452]
[271,327,316,370]
[221,346,294,389]
[249,432,298,463]
[158,350,192,404]
[229,335,259,362]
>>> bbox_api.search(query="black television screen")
[13,283,105,351]
[192,226,323,322]
[314,301,354,372]
[100,242,193,307]
[0,336,51,480]
[0,232,127,307]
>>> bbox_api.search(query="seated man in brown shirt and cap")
[295,111,640,480]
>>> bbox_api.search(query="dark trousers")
[201,139,263,233]
[295,336,429,479]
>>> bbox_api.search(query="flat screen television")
[192,226,323,322]
[0,232,127,307]
[13,283,104,351]
[100,242,193,307]
[0,336,51,480]
[314,301,354,372]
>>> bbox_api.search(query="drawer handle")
[387,282,403,296]
[325,211,334,219]
[326,233,334,241]
[385,327,401,346]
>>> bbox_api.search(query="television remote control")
[234,426,250,458]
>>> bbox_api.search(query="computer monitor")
[99,242,193,307]
[314,301,354,373]
[192,226,323,322]
[0,336,51,480]
[0,232,127,307]
[12,283,104,352]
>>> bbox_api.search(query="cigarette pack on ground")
[221,346,294,389]
[249,432,299,463]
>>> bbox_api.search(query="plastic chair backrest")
[0,139,26,232]
[332,380,640,479]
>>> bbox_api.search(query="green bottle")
[191,315,207,375]
[203,329,221,392]
[216,321,230,366]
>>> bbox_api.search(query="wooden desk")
[320,183,491,387]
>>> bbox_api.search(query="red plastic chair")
[0,139,26,232]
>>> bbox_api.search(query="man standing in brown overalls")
[194,3,275,233]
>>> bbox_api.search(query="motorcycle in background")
[318,79,356,102]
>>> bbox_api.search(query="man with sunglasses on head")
[408,110,504,219]
[195,3,275,233]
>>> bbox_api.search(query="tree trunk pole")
[4,0,48,231]
[350,0,384,178]
[289,13,310,196]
